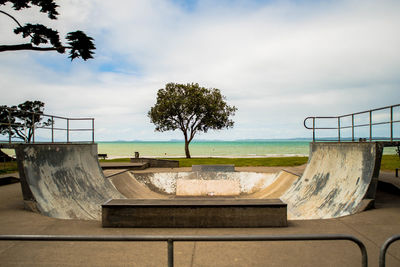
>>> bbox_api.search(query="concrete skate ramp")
[15,144,124,220]
[281,142,383,220]
[244,170,300,199]
[109,171,169,199]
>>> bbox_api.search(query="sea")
[97,140,398,158]
[97,140,311,158]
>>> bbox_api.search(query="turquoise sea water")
[97,140,312,158]
[97,140,398,158]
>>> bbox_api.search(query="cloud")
[1,0,400,141]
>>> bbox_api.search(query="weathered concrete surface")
[14,144,124,220]
[192,164,235,172]
[245,170,300,199]
[130,171,277,195]
[176,179,241,196]
[109,171,169,199]
[281,142,383,220]
[102,198,287,227]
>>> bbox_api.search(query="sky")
[1,0,400,141]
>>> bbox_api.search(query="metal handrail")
[0,106,95,144]
[379,234,400,267]
[304,104,400,142]
[0,234,368,267]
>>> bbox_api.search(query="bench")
[98,154,107,160]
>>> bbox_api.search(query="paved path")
[0,168,399,266]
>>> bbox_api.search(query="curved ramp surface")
[15,144,124,220]
[109,171,169,199]
[245,170,299,199]
[281,142,382,220]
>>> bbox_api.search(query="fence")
[0,106,94,144]
[0,234,367,267]
[304,104,400,142]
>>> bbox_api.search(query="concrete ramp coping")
[192,164,235,172]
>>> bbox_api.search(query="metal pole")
[8,109,11,144]
[352,114,354,142]
[313,118,315,142]
[51,116,54,143]
[390,106,393,141]
[32,113,35,143]
[338,117,341,142]
[369,110,372,141]
[67,119,69,143]
[168,239,174,267]
[92,119,95,143]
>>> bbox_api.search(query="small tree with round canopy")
[148,83,237,158]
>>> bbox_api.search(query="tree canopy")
[0,100,51,143]
[0,0,95,60]
[148,83,237,158]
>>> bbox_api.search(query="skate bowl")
[14,142,383,221]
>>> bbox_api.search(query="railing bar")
[0,234,368,267]
[379,234,400,267]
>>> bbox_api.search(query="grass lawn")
[1,155,399,175]
[101,155,399,170]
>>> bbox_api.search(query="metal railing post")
[7,109,11,144]
[369,110,372,142]
[338,117,341,142]
[67,119,69,143]
[92,119,95,143]
[32,113,35,143]
[313,118,315,142]
[168,239,174,267]
[352,114,355,142]
[390,106,393,141]
[51,116,54,143]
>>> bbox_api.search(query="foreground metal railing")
[380,234,400,267]
[304,104,400,142]
[0,234,368,267]
[0,106,94,144]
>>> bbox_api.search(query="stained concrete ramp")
[15,144,124,220]
[245,170,300,199]
[109,171,169,199]
[281,142,383,220]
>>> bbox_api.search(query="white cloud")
[1,0,400,141]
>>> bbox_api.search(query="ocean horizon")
[97,139,398,158]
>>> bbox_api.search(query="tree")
[148,83,237,158]
[0,0,95,60]
[0,100,51,143]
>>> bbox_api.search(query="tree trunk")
[184,140,191,158]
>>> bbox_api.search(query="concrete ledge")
[192,164,235,172]
[130,158,179,168]
[102,198,287,228]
